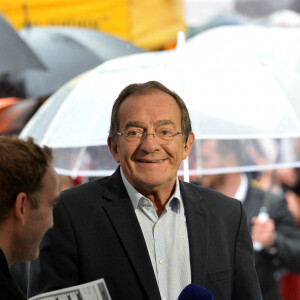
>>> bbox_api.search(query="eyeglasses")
[116,129,184,145]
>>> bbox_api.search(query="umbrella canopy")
[20,47,300,178]
[0,14,45,76]
[187,25,300,73]
[12,26,144,98]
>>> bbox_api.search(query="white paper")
[28,278,111,300]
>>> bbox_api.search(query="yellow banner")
[0,0,186,50]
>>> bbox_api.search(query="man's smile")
[136,159,166,163]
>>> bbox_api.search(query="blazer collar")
[102,167,161,300]
[179,181,208,286]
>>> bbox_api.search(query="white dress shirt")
[121,168,191,300]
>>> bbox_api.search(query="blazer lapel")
[101,168,161,300]
[180,181,208,286]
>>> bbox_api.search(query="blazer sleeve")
[28,201,78,297]
[270,197,300,273]
[232,202,263,300]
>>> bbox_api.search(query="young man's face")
[21,165,59,261]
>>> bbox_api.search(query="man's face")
[20,165,59,261]
[200,140,226,189]
[108,90,194,195]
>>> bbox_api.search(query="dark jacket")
[29,168,262,300]
[244,185,300,300]
[0,249,27,300]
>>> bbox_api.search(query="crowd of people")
[197,139,300,300]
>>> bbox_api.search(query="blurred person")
[199,139,300,300]
[270,168,300,300]
[280,188,300,300]
[249,142,300,300]
[28,81,262,300]
[282,168,300,224]
[0,136,59,299]
[255,168,298,196]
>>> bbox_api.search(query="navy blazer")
[28,168,262,300]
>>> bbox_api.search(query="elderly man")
[29,81,262,300]
[199,139,300,300]
[0,136,59,299]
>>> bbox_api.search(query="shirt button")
[155,222,160,227]
[159,259,164,264]
[143,199,149,205]
[162,298,166,300]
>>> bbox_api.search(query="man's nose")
[142,133,156,139]
[139,133,160,151]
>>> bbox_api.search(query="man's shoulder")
[180,181,243,224]
[180,180,241,206]
[62,176,109,194]
[59,176,112,206]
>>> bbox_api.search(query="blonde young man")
[29,81,262,300]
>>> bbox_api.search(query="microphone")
[178,284,214,300]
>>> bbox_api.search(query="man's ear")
[14,192,27,225]
[107,136,120,163]
[183,132,195,160]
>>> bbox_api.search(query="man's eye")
[127,130,141,136]
[160,129,172,136]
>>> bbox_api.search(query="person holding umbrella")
[28,81,262,300]
[199,139,300,300]
[0,136,59,299]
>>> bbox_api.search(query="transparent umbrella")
[19,47,300,178]
[187,25,300,74]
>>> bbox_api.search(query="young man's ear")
[14,192,28,225]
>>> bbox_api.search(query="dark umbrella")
[0,14,45,76]
[13,26,145,98]
[235,0,300,18]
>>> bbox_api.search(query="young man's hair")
[0,136,53,222]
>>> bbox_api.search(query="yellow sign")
[0,0,186,50]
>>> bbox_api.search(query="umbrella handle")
[253,211,270,252]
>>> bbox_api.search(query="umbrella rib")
[71,145,87,178]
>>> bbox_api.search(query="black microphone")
[178,284,214,300]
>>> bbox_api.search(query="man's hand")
[251,217,276,248]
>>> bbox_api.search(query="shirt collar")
[120,167,182,213]
[234,173,248,202]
